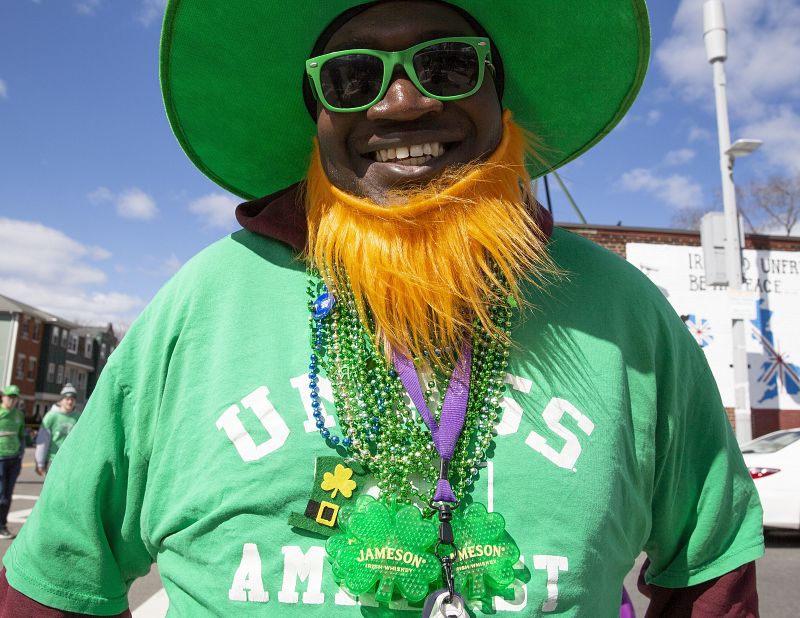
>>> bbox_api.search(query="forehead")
[325,1,477,52]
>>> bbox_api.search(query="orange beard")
[305,111,555,363]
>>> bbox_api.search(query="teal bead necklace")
[306,268,513,508]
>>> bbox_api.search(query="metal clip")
[421,589,466,618]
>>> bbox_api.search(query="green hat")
[160,0,650,200]
[2,385,20,397]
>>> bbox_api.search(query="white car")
[741,428,800,530]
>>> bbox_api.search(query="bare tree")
[671,205,713,230]
[670,174,800,237]
[738,175,800,237]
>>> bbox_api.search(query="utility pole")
[703,0,761,443]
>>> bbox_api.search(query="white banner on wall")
[626,243,800,411]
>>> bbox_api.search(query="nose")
[366,72,443,121]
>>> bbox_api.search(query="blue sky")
[1,0,799,327]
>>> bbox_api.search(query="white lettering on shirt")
[496,373,533,435]
[525,398,594,470]
[289,374,336,433]
[533,554,568,613]
[278,545,325,604]
[216,386,290,462]
[228,543,269,603]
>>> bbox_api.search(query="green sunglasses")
[305,36,493,113]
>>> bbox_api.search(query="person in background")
[0,385,26,540]
[34,384,81,476]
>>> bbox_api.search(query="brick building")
[0,293,119,423]
[0,295,59,419]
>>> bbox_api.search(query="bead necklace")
[306,268,512,507]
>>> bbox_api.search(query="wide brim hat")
[160,1,650,200]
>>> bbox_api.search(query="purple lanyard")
[392,343,472,503]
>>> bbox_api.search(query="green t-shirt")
[40,407,81,461]
[0,405,25,458]
[4,229,764,616]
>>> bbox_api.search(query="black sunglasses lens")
[412,42,479,97]
[320,54,384,109]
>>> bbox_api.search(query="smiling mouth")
[371,141,451,165]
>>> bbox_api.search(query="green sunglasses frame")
[305,36,493,113]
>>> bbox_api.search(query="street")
[1,448,798,616]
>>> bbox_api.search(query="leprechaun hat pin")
[288,456,369,537]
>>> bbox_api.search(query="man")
[0,386,25,540]
[1,1,763,616]
[33,384,80,476]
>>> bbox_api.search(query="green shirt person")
[1,1,764,615]
[34,383,81,475]
[0,384,25,539]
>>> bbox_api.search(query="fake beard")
[305,111,555,363]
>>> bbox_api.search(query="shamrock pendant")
[450,503,520,600]
[327,495,440,603]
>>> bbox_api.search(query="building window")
[67,334,79,354]
[52,326,60,345]
[56,365,64,385]
[16,354,25,380]
[85,338,93,358]
[66,367,75,385]
[61,330,68,347]
[21,317,30,339]
[27,357,36,381]
[47,363,55,383]
[100,343,107,359]
[77,372,87,391]
[33,321,41,341]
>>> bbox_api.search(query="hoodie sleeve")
[34,428,50,469]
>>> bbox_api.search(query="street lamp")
[703,0,762,443]
[726,139,763,161]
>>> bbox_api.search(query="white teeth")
[373,142,445,163]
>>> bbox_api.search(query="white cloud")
[0,218,143,324]
[616,168,704,210]
[160,254,183,276]
[188,193,239,230]
[740,106,800,174]
[688,126,712,142]
[75,0,102,15]
[87,186,114,205]
[0,79,7,100]
[116,189,158,220]
[663,148,696,167]
[658,0,800,175]
[89,186,159,220]
[89,246,112,260]
[138,0,167,26]
[658,0,800,116]
[646,110,662,126]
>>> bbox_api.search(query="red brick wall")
[559,224,800,438]
[560,224,800,259]
[12,313,43,403]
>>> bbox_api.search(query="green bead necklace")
[306,268,512,508]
